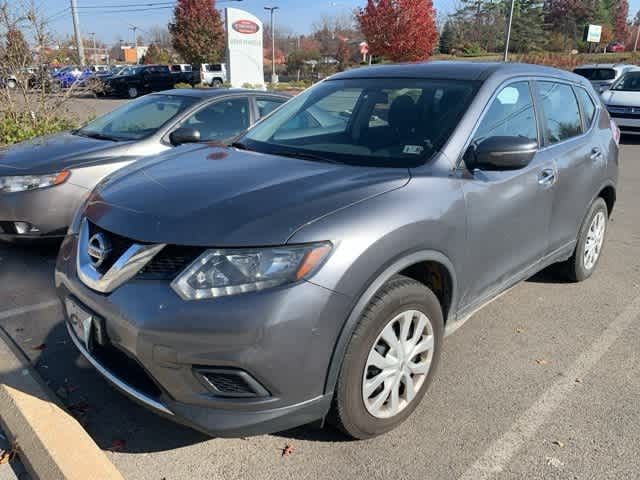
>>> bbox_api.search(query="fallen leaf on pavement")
[546,456,564,468]
[68,400,90,414]
[515,327,524,334]
[0,444,18,464]
[282,444,294,457]
[575,378,583,383]
[535,359,548,365]
[32,343,46,351]
[552,440,565,448]
[109,439,126,452]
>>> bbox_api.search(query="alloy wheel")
[362,309,434,419]
[584,211,606,271]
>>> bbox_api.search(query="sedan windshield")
[239,78,479,167]
[612,72,640,91]
[75,94,197,141]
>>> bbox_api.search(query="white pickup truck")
[199,63,227,87]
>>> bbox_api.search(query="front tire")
[564,197,608,282]
[126,86,139,99]
[330,275,444,439]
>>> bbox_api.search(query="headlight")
[0,171,70,193]
[171,243,332,300]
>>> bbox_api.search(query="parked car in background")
[573,63,640,93]
[602,70,640,135]
[0,89,289,240]
[102,65,178,98]
[55,62,618,439]
[170,64,199,86]
[198,63,227,87]
[606,42,626,53]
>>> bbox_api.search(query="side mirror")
[170,127,201,146]
[469,136,537,171]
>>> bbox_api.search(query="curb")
[0,327,124,480]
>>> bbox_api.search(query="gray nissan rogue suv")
[55,62,618,439]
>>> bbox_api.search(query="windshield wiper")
[74,130,120,142]
[231,141,251,151]
[269,150,340,164]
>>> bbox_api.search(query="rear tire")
[127,86,138,99]
[329,275,444,439]
[563,197,608,282]
[211,79,223,88]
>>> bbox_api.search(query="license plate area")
[65,297,106,351]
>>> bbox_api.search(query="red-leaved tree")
[613,0,629,42]
[356,0,438,62]
[169,0,225,65]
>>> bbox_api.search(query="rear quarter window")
[575,87,597,128]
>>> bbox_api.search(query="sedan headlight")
[0,171,70,193]
[171,243,332,300]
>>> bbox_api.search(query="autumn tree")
[335,39,350,70]
[141,43,171,64]
[169,0,225,65]
[4,27,30,68]
[613,0,629,41]
[357,0,438,62]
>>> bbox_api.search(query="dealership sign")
[584,24,602,43]
[226,8,264,88]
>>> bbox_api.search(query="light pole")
[264,6,279,84]
[503,0,515,62]
[89,32,96,64]
[634,22,640,53]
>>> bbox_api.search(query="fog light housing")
[14,222,40,235]
[194,368,270,398]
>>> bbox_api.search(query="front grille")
[92,342,163,399]
[87,221,141,274]
[619,125,640,132]
[137,245,202,280]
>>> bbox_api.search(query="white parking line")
[0,300,60,321]
[460,293,640,480]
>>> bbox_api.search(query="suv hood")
[0,131,130,174]
[601,89,640,107]
[86,146,410,246]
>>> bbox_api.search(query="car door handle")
[590,147,603,161]
[538,168,557,186]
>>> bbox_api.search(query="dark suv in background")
[56,62,618,439]
[102,65,179,98]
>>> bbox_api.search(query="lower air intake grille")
[195,368,270,398]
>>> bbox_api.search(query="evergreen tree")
[509,0,545,52]
[439,20,455,53]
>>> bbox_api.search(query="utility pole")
[503,0,515,62]
[264,6,279,84]
[634,23,640,53]
[70,0,85,66]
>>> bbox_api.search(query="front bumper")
[55,234,352,437]
[0,182,88,240]
[609,115,640,134]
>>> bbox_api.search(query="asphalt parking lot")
[0,139,639,480]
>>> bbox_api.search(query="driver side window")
[473,81,538,145]
[182,98,250,142]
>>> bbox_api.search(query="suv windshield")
[240,78,478,167]
[75,94,197,141]
[612,72,640,91]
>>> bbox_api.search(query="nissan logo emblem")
[87,233,112,268]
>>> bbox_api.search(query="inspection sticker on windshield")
[403,145,424,155]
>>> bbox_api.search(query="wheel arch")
[323,250,458,396]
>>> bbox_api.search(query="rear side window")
[537,82,582,145]
[574,68,616,81]
[473,81,538,144]
[575,87,597,128]
[256,97,286,118]
[207,64,222,72]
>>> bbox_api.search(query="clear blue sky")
[38,0,640,45]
